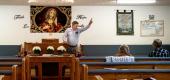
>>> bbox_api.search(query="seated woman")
[106,44,134,62]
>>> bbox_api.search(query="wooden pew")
[80,56,106,62]
[1,65,18,80]
[79,56,170,80]
[82,64,170,80]
[75,58,80,80]
[22,58,26,80]
[0,62,22,70]
[80,56,170,62]
[80,61,170,70]
[0,56,22,62]
[0,57,24,80]
[79,61,170,80]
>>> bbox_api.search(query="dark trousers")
[67,45,77,54]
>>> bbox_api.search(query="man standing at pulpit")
[63,18,93,55]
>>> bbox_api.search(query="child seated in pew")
[116,44,132,56]
[149,39,170,57]
[106,44,134,62]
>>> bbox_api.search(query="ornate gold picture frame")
[30,6,71,33]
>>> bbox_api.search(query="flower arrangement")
[32,46,41,55]
[47,46,55,54]
[57,46,66,54]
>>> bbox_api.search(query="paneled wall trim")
[82,45,170,56]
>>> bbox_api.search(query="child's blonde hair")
[116,44,132,56]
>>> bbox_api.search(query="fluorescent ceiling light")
[61,0,74,3]
[117,0,156,4]
[28,0,36,3]
[28,0,74,3]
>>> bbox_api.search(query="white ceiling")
[0,0,170,6]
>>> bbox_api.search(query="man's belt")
[68,45,77,47]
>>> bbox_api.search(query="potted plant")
[32,46,41,55]
[47,46,55,54]
[57,46,66,55]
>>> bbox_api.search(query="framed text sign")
[140,20,164,37]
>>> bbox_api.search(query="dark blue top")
[149,48,169,57]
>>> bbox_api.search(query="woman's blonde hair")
[45,8,57,21]
[116,44,132,56]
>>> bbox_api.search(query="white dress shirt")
[63,25,90,46]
